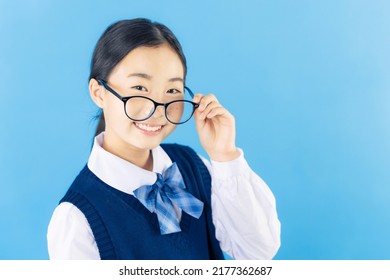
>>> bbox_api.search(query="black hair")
[89,18,187,136]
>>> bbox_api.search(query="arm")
[200,153,281,259]
[193,93,281,259]
[47,202,100,259]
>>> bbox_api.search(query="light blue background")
[1,0,389,259]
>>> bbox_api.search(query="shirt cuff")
[210,148,251,180]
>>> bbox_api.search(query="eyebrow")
[127,73,152,80]
[127,72,183,83]
[168,77,184,83]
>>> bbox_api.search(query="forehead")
[111,44,184,80]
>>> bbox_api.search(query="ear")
[89,78,105,108]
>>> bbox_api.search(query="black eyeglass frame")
[97,79,199,125]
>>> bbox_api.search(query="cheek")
[164,123,177,136]
[103,102,130,128]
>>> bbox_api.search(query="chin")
[128,135,166,151]
[130,122,175,147]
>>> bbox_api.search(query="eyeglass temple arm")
[184,86,195,98]
[185,86,200,109]
[97,79,123,100]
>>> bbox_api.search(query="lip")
[133,122,164,136]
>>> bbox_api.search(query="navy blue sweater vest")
[60,144,224,260]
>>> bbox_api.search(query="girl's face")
[92,44,185,155]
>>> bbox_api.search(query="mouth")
[134,122,164,135]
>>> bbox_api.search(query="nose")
[149,104,165,120]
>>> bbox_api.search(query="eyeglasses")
[98,80,199,125]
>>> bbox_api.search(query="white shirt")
[47,133,281,260]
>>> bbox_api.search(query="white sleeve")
[199,150,281,260]
[47,202,100,260]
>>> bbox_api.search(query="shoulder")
[63,164,109,199]
[47,202,93,248]
[47,202,99,259]
[48,202,90,230]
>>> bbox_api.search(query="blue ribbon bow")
[133,162,204,235]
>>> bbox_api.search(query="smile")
[134,122,163,133]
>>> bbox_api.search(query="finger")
[198,101,222,120]
[198,94,218,112]
[192,93,204,104]
[206,106,232,120]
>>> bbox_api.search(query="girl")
[47,18,281,260]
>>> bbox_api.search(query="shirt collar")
[87,132,173,195]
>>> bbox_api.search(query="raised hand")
[192,93,240,162]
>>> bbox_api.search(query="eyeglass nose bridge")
[147,99,168,119]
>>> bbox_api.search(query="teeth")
[135,123,162,132]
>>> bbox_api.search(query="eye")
[132,85,147,92]
[167,88,182,94]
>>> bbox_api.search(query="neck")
[102,133,154,171]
